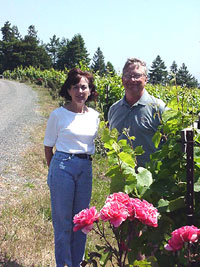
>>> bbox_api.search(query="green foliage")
[100,121,152,199]
[105,61,116,76]
[148,55,168,85]
[56,34,90,70]
[98,85,200,265]
[46,34,60,67]
[0,21,52,73]
[4,62,200,266]
[176,63,198,88]
[3,66,66,99]
[91,47,106,76]
[94,72,124,120]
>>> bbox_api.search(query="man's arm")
[44,146,54,167]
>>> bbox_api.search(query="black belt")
[71,153,92,161]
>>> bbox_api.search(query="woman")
[44,68,99,267]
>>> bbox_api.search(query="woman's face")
[68,76,91,105]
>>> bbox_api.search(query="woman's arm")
[44,146,54,167]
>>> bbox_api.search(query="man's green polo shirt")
[108,89,166,167]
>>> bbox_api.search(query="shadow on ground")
[0,254,23,267]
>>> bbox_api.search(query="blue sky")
[0,0,199,81]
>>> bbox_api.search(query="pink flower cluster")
[73,206,100,234]
[130,198,159,227]
[101,192,159,228]
[73,192,159,233]
[165,225,200,252]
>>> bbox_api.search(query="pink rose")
[106,192,131,206]
[106,192,133,218]
[179,225,200,242]
[100,201,128,227]
[130,198,159,227]
[165,225,200,252]
[73,206,100,234]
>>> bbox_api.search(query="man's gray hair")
[122,58,147,76]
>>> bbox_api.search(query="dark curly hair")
[59,68,96,102]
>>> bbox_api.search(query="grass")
[0,83,110,266]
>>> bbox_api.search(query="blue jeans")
[48,151,93,267]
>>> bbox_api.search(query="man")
[108,58,166,167]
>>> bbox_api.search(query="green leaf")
[118,151,135,168]
[136,167,153,187]
[157,199,169,208]
[112,141,120,152]
[110,172,126,193]
[133,259,152,266]
[152,131,162,149]
[162,109,180,123]
[99,251,112,267]
[104,139,114,150]
[194,178,200,192]
[105,166,119,178]
[168,196,185,212]
[134,146,144,155]
[118,139,128,146]
[124,183,136,194]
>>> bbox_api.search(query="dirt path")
[0,80,42,208]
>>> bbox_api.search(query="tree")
[12,25,22,40]
[170,60,178,74]
[21,25,51,69]
[46,34,60,67]
[168,61,178,84]
[56,34,90,70]
[1,21,15,42]
[0,21,21,72]
[106,61,115,76]
[91,47,106,76]
[27,25,38,39]
[176,63,198,88]
[0,22,51,72]
[148,55,168,85]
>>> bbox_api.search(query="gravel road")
[0,79,42,207]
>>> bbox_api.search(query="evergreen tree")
[12,26,21,40]
[0,21,20,71]
[106,61,115,76]
[148,55,168,85]
[91,47,106,76]
[176,63,198,88]
[168,60,178,84]
[27,25,38,39]
[56,34,90,70]
[0,22,51,72]
[21,25,51,69]
[1,21,15,42]
[67,34,90,69]
[46,34,60,67]
[56,40,69,70]
[170,60,178,74]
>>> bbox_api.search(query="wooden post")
[105,85,110,121]
[181,129,194,225]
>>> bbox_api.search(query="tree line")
[0,21,198,88]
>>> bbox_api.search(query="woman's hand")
[44,146,54,167]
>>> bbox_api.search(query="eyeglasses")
[123,73,146,80]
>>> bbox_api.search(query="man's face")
[122,64,147,97]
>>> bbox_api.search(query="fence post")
[181,129,194,226]
[105,85,110,121]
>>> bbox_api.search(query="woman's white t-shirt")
[44,106,99,155]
